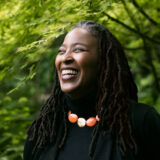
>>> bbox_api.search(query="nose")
[62,49,74,64]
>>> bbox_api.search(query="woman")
[24,20,160,160]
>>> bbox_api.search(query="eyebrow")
[60,43,88,48]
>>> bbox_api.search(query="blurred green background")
[0,0,160,159]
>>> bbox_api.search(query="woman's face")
[55,28,99,99]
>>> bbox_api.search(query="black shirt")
[24,99,160,160]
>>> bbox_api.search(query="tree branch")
[103,11,160,44]
[120,0,140,31]
[131,0,159,26]
[142,39,160,98]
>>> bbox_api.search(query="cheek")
[55,56,60,70]
[55,56,61,80]
[80,57,99,76]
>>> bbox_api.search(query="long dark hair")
[28,20,138,157]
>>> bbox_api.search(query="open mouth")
[61,69,78,80]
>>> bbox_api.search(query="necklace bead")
[68,113,78,123]
[77,118,86,127]
[86,117,97,127]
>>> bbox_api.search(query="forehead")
[63,28,98,47]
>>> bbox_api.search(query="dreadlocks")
[28,20,138,157]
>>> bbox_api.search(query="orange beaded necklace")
[68,110,100,127]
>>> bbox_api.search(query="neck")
[65,92,97,119]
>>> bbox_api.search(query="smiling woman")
[23,21,160,160]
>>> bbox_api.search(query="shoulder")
[129,100,160,159]
[23,135,41,160]
[129,100,160,135]
[129,99,157,116]
[129,100,160,129]
[23,136,33,160]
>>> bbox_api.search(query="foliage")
[0,0,160,159]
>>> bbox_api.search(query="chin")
[60,80,81,93]
[61,85,78,94]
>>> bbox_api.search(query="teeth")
[62,70,78,75]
